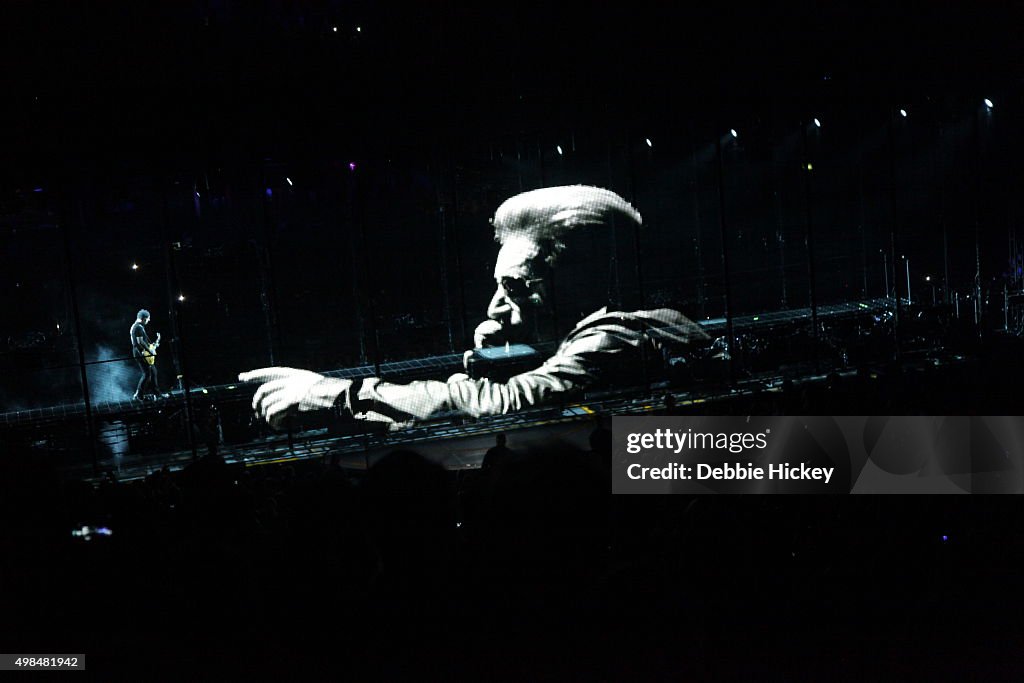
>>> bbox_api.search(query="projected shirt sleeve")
[346,326,633,427]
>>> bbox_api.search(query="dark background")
[1,0,1022,409]
[2,4,1024,679]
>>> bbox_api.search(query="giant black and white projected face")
[482,234,553,344]
[475,185,643,348]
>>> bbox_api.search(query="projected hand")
[239,367,352,430]
[473,319,508,348]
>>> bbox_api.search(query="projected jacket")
[343,308,710,428]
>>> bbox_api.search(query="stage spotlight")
[349,162,356,171]
[131,263,139,271]
[178,294,186,302]
[813,118,821,127]
[984,98,994,108]
[730,129,738,138]
[286,177,293,186]
[556,145,563,155]
[925,275,931,282]
[332,26,338,32]
[356,26,362,32]
[645,138,653,147]
[899,109,908,117]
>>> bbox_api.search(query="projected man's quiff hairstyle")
[489,185,642,266]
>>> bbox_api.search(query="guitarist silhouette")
[130,309,161,401]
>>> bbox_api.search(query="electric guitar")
[142,332,161,366]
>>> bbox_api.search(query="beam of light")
[730,129,738,138]
[813,118,821,127]
[900,109,908,117]
[984,98,994,108]
[645,138,653,147]
[286,177,293,186]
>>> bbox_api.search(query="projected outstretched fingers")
[240,367,351,430]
